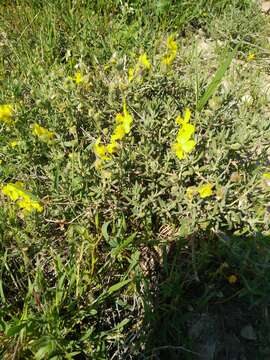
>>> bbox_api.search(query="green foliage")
[0,0,270,358]
[197,44,239,111]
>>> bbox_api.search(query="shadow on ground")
[139,232,270,360]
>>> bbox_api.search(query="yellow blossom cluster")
[0,104,14,124]
[162,34,178,66]
[0,104,52,215]
[186,183,214,200]
[128,53,151,82]
[0,104,54,144]
[94,101,133,168]
[172,108,196,160]
[0,102,55,144]
[68,70,84,84]
[32,123,55,142]
[2,182,43,213]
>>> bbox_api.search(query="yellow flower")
[162,53,176,66]
[172,140,196,159]
[94,102,133,167]
[74,71,83,84]
[9,140,20,148]
[128,67,135,82]
[247,52,255,61]
[175,108,191,125]
[0,104,13,124]
[107,140,119,154]
[111,124,126,141]
[32,123,55,142]
[172,143,184,159]
[128,53,151,82]
[93,137,110,161]
[173,124,196,159]
[176,123,195,142]
[115,102,133,134]
[138,53,151,70]
[167,34,178,53]
[17,195,43,213]
[2,182,25,201]
[172,110,196,160]
[2,182,43,213]
[162,34,177,66]
[197,183,213,198]
[228,274,237,284]
[68,71,83,84]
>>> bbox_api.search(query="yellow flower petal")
[107,141,119,154]
[111,124,126,141]
[128,67,135,82]
[175,116,184,125]
[74,71,83,84]
[0,104,14,124]
[32,123,55,142]
[115,113,124,124]
[115,102,133,134]
[162,52,177,66]
[172,143,185,159]
[176,108,192,126]
[138,53,151,70]
[93,137,110,160]
[162,36,177,66]
[197,183,213,199]
[9,140,20,148]
[247,53,255,61]
[167,34,178,52]
[2,182,43,213]
[228,274,237,284]
[181,139,196,153]
[17,196,43,213]
[176,123,195,143]
[173,108,196,160]
[2,184,22,201]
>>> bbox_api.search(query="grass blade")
[197,44,239,111]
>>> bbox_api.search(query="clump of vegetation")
[0,0,270,358]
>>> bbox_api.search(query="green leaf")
[101,221,110,241]
[35,341,57,360]
[111,233,136,257]
[197,44,239,111]
[112,318,130,331]
[5,321,25,337]
[107,279,131,296]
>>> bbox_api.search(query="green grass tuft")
[0,0,270,358]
